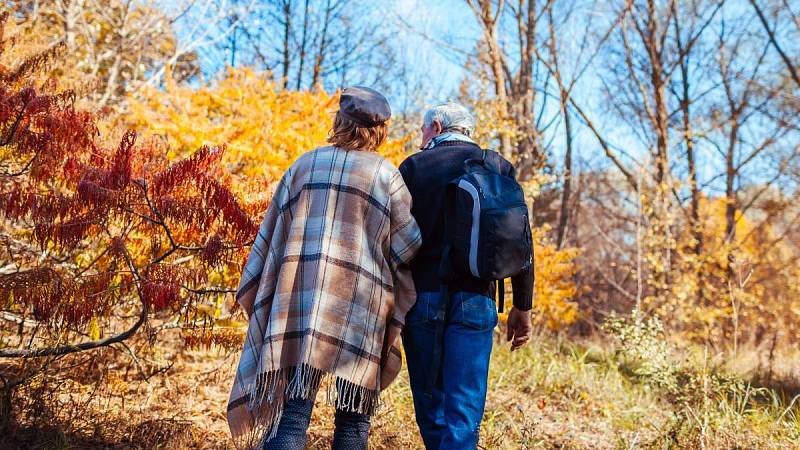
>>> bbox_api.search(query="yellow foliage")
[126,67,409,184]
[500,225,581,331]
[532,226,581,330]
[646,194,800,342]
[88,316,100,340]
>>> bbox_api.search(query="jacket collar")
[424,132,476,150]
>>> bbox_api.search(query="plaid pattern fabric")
[227,146,421,449]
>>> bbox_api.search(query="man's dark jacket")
[398,139,534,311]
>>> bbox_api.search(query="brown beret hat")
[338,86,391,128]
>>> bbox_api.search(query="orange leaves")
[532,226,581,331]
[537,397,547,411]
[127,67,408,183]
[0,10,66,88]
[498,226,581,331]
[182,327,244,351]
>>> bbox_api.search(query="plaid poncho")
[227,146,421,449]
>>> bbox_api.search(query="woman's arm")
[386,170,422,323]
[380,169,422,387]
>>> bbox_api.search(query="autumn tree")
[0,11,258,430]
[461,0,544,178]
[572,0,800,343]
[2,0,248,110]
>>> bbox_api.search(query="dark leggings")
[262,397,370,450]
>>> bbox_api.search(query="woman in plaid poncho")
[227,87,421,450]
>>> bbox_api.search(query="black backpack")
[439,149,533,312]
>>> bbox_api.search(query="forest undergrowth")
[3,318,798,450]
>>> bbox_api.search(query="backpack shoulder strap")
[482,148,504,172]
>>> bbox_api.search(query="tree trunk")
[646,0,669,185]
[725,120,739,244]
[556,90,573,249]
[674,6,704,301]
[514,0,540,181]
[295,0,310,90]
[486,25,512,157]
[281,0,292,89]
[311,0,333,87]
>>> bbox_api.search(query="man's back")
[398,140,521,301]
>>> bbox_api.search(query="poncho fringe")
[230,363,380,449]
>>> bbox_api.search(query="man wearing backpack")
[399,103,534,449]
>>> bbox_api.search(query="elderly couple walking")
[227,87,534,450]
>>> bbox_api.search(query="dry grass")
[3,330,799,449]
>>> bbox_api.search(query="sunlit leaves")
[126,67,409,182]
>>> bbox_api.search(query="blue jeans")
[402,291,498,450]
[263,395,370,450]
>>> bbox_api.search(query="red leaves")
[141,264,206,312]
[30,192,76,221]
[201,234,224,267]
[73,130,135,209]
[153,195,214,232]
[109,236,128,261]
[150,145,223,198]
[0,14,265,358]
[34,218,94,249]
[142,280,181,312]
[0,267,55,309]
[0,188,35,219]
[109,130,134,189]
[77,178,113,206]
[62,273,114,326]
[0,270,115,326]
[146,144,257,244]
[197,177,258,241]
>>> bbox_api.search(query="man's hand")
[506,308,532,351]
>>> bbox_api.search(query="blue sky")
[167,0,799,195]
[390,0,478,101]
[169,0,479,109]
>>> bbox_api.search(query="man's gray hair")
[423,103,476,136]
